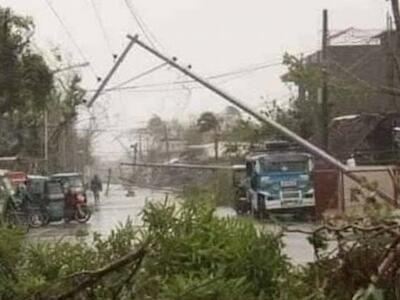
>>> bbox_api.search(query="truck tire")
[257,197,266,220]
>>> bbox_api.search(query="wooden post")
[106,168,112,197]
[321,9,329,149]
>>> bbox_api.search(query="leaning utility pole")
[126,34,395,204]
[321,9,329,149]
[87,35,138,108]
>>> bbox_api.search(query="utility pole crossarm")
[126,34,395,205]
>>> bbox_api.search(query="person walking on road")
[90,175,103,205]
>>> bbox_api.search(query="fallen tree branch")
[378,236,400,281]
[283,224,400,236]
[34,242,148,300]
[112,251,146,299]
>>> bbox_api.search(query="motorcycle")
[64,191,91,223]
[4,200,43,230]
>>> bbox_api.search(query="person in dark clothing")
[90,175,103,204]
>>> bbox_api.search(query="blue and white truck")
[244,142,315,217]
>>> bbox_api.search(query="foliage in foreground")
[0,191,399,300]
[0,196,290,300]
[292,200,400,300]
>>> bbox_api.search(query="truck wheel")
[250,200,257,218]
[257,198,266,220]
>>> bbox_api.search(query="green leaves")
[0,7,53,114]
[137,198,289,299]
[0,193,397,300]
[197,112,219,133]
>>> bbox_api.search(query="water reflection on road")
[28,185,314,264]
[28,186,166,240]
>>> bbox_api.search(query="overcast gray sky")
[2,0,391,158]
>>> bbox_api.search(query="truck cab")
[246,148,315,217]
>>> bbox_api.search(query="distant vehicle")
[27,175,48,202]
[244,141,315,218]
[6,171,27,188]
[51,173,86,194]
[1,172,43,230]
[27,176,65,225]
[0,170,14,216]
[50,173,90,223]
[42,179,66,224]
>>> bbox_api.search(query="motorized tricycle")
[63,187,91,223]
[28,174,90,224]
[3,184,43,230]
[51,173,91,223]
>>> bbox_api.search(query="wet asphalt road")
[27,184,314,264]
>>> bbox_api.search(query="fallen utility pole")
[126,34,395,205]
[121,161,244,171]
[87,35,138,108]
[119,176,182,193]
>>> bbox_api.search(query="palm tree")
[197,112,220,161]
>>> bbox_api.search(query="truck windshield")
[259,158,309,173]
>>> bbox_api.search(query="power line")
[88,0,115,60]
[123,0,160,50]
[111,62,168,90]
[91,60,283,93]
[43,0,99,79]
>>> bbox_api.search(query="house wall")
[314,165,399,218]
[342,166,397,213]
[302,39,400,116]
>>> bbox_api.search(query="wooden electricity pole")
[106,168,112,197]
[164,124,170,162]
[321,9,329,149]
[44,109,49,173]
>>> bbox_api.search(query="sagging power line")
[123,0,163,50]
[43,0,100,80]
[87,60,283,94]
[88,0,116,60]
[110,62,168,90]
